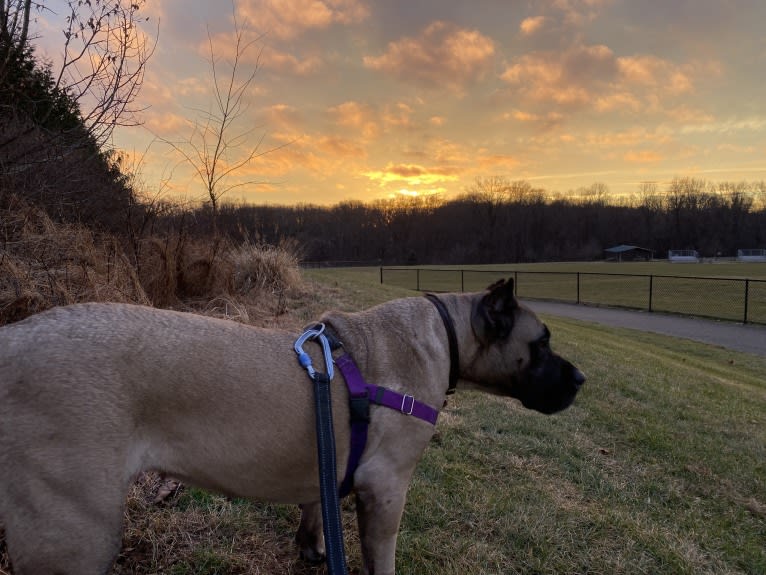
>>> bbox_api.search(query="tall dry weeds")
[0,194,150,324]
[0,193,306,325]
[231,240,303,314]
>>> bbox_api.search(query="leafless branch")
[158,1,291,234]
[54,0,157,147]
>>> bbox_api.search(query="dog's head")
[469,278,585,414]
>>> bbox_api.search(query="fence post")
[744,279,750,324]
[576,272,580,304]
[648,275,654,312]
[461,270,465,292]
[380,266,383,284]
[416,268,420,291]
[514,271,518,295]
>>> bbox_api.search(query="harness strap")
[335,354,440,424]
[335,353,438,497]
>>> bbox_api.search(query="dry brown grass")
[0,194,150,323]
[133,234,236,308]
[0,194,306,327]
[112,473,353,575]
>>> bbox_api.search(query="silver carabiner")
[294,323,334,380]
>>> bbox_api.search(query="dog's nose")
[572,368,586,388]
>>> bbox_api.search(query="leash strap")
[294,325,348,575]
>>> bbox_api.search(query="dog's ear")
[471,278,518,344]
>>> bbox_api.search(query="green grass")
[397,316,766,574]
[383,261,766,279]
[374,263,766,324]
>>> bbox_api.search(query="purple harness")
[333,293,460,498]
[334,353,439,497]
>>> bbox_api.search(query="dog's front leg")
[295,502,325,563]
[354,480,409,575]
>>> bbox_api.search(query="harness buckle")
[400,394,415,415]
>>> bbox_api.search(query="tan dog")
[0,279,584,575]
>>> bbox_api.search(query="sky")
[33,0,766,205]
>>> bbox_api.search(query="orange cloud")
[145,112,189,135]
[261,46,323,75]
[593,91,642,113]
[363,21,495,91]
[520,16,546,35]
[261,104,305,130]
[553,0,613,26]
[364,162,461,186]
[141,70,184,108]
[326,101,379,138]
[501,41,714,121]
[315,135,366,159]
[237,130,367,179]
[239,0,369,39]
[617,55,693,95]
[383,102,415,129]
[501,44,616,106]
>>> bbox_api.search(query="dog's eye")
[528,337,549,364]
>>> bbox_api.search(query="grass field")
[88,269,765,575]
[378,262,766,324]
[382,261,766,278]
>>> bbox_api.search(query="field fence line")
[380,267,766,325]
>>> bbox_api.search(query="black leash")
[294,325,347,575]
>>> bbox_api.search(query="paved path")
[526,301,766,357]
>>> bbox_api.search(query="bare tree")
[0,1,33,54]
[466,175,511,203]
[54,0,156,147]
[577,181,610,206]
[1,0,155,148]
[162,5,285,235]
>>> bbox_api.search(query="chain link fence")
[380,267,766,325]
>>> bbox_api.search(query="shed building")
[604,244,653,262]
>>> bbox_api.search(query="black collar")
[424,293,460,395]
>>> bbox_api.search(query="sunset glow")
[34,0,766,205]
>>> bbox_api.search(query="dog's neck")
[321,296,465,407]
[424,293,459,395]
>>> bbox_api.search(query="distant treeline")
[179,177,766,264]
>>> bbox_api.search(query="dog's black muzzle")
[510,354,586,415]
